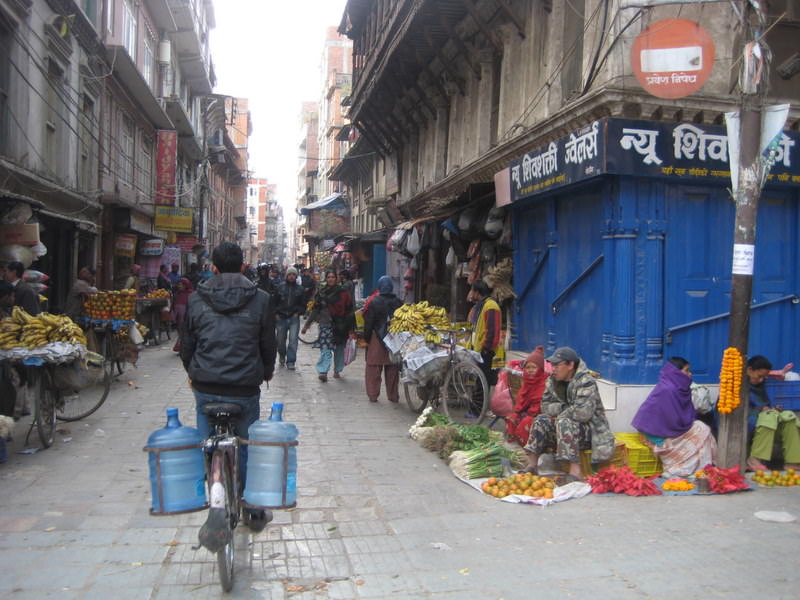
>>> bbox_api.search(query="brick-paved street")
[1,340,799,599]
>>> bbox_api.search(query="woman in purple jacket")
[632,357,717,478]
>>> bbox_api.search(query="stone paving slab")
[2,341,800,598]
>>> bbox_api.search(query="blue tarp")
[299,192,345,215]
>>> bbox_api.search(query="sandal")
[746,457,767,471]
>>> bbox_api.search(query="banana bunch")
[0,318,22,349]
[6,308,88,348]
[388,301,451,336]
[43,313,88,346]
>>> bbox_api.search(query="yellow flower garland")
[718,347,743,414]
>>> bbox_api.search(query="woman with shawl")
[631,357,717,477]
[362,276,403,403]
[302,270,354,382]
[506,346,548,446]
[171,277,194,352]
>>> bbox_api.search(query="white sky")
[211,0,349,223]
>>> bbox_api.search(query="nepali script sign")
[510,119,800,202]
[510,121,605,201]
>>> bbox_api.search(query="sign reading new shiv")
[510,118,800,202]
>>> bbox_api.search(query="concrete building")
[247,176,268,265]
[338,0,800,414]
[317,26,352,197]
[295,101,320,266]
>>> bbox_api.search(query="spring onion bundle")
[449,443,504,479]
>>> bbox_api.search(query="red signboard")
[631,19,715,100]
[176,236,199,253]
[155,130,178,205]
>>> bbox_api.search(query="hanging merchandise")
[480,240,497,265]
[467,251,481,284]
[498,212,513,250]
[451,235,468,262]
[483,258,515,303]
[405,226,421,256]
[457,206,480,239]
[445,246,456,268]
[484,207,506,240]
[389,228,409,254]
[467,239,481,259]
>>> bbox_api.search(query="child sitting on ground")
[505,346,548,447]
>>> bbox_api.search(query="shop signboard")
[114,234,137,257]
[139,238,165,256]
[113,207,153,235]
[510,118,800,202]
[0,223,39,245]
[156,130,178,206]
[176,236,199,253]
[154,206,193,233]
[510,121,606,201]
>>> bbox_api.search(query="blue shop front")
[510,118,800,388]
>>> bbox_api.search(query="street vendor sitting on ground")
[523,347,615,481]
[505,346,547,447]
[632,357,717,478]
[745,355,800,472]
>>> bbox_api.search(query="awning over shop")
[299,192,345,214]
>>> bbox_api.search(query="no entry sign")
[631,18,715,99]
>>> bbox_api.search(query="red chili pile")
[586,466,662,496]
[700,464,749,493]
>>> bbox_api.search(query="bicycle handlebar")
[425,325,469,334]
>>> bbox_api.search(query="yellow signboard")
[154,207,193,233]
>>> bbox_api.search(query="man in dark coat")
[274,267,306,370]
[3,261,40,315]
[180,242,277,542]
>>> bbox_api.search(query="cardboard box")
[0,223,40,245]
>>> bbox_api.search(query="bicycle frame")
[203,427,241,524]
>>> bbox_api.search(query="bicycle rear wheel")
[298,321,318,345]
[35,370,56,448]
[216,453,236,592]
[404,382,429,413]
[441,360,489,426]
[56,356,113,422]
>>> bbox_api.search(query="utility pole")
[717,1,766,469]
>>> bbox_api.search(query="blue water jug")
[244,402,298,508]
[146,408,207,514]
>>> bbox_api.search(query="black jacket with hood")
[181,273,277,397]
[275,280,307,319]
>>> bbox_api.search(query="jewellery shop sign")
[510,118,799,202]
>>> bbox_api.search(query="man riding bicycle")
[180,242,277,544]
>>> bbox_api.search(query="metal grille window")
[138,134,153,196]
[45,58,66,177]
[120,114,134,184]
[122,0,137,60]
[143,36,154,89]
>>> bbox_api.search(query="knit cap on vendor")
[526,345,544,370]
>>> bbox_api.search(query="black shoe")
[198,508,231,553]
[243,508,273,533]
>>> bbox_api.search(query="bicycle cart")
[396,327,490,425]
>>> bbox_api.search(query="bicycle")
[56,321,122,422]
[403,326,490,425]
[298,319,318,345]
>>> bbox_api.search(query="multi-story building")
[317,26,352,197]
[263,186,283,266]
[295,101,319,266]
[203,94,248,255]
[246,177,267,265]
[338,1,800,401]
[0,0,219,302]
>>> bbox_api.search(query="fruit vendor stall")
[135,289,171,346]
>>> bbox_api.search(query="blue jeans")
[317,343,345,375]
[194,391,260,491]
[276,316,300,366]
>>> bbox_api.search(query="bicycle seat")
[201,403,243,419]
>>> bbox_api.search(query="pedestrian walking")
[302,270,354,382]
[180,242,277,536]
[275,267,306,370]
[171,277,193,352]
[3,261,40,315]
[362,276,402,403]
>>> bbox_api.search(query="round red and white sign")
[631,18,715,99]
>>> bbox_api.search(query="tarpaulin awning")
[299,193,345,214]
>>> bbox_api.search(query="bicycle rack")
[240,439,299,510]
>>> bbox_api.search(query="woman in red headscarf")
[171,277,194,352]
[506,346,548,446]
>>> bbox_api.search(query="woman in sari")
[506,346,548,446]
[302,270,354,382]
[632,357,717,477]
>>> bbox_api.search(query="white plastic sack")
[446,246,456,267]
[405,227,421,255]
[691,383,715,414]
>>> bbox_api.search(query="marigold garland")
[718,347,743,414]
